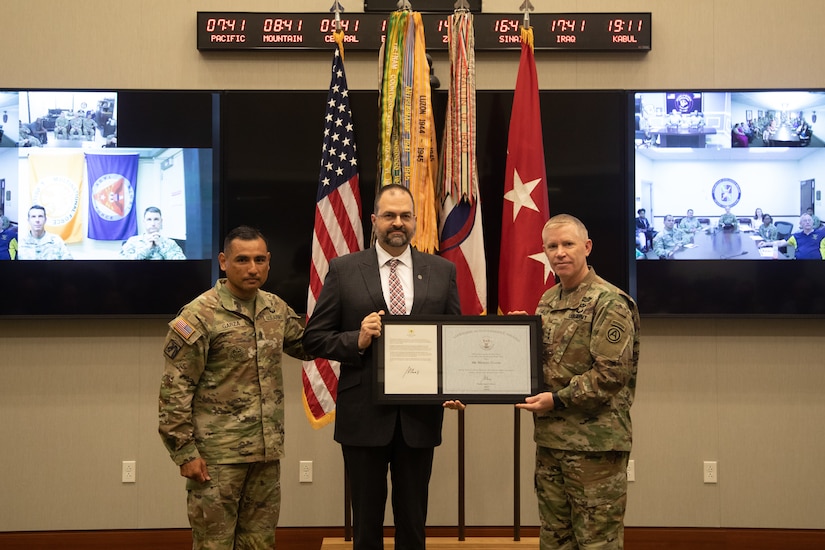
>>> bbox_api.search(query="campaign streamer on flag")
[498,26,554,315]
[438,10,487,315]
[27,152,85,243]
[302,34,365,429]
[378,10,439,253]
[85,153,139,240]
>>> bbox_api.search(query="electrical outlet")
[627,459,636,482]
[703,461,717,484]
[299,460,313,483]
[122,460,136,483]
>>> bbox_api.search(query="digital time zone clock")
[197,12,651,52]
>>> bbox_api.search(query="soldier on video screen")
[119,207,186,260]
[17,205,72,260]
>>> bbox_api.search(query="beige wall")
[2,0,825,533]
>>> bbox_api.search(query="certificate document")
[383,324,439,394]
[442,324,532,395]
[373,315,542,404]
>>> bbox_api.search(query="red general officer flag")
[498,28,554,315]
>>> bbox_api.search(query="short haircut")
[637,208,646,215]
[28,204,46,217]
[374,184,415,214]
[144,206,162,217]
[223,225,267,252]
[542,214,589,241]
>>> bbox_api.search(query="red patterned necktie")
[388,258,406,315]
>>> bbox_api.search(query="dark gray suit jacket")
[304,246,461,447]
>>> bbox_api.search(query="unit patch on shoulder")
[606,321,626,344]
[164,339,182,360]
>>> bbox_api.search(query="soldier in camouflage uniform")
[120,206,186,260]
[17,205,73,260]
[677,209,702,237]
[717,206,739,230]
[517,214,640,550]
[159,225,313,550]
[757,214,779,242]
[651,215,685,259]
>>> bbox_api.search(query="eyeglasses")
[377,212,414,223]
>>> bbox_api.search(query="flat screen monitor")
[0,90,219,317]
[631,89,825,316]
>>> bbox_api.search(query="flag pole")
[438,4,484,539]
[322,0,361,541]
[506,0,536,541]
[332,5,351,539]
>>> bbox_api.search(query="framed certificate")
[373,315,543,404]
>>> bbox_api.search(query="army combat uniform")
[651,227,685,258]
[717,213,739,229]
[677,216,702,235]
[533,268,640,550]
[159,278,312,550]
[119,233,186,259]
[17,231,72,259]
[758,223,778,241]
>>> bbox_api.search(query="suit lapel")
[410,249,430,315]
[360,249,388,312]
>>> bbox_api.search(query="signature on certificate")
[403,366,420,377]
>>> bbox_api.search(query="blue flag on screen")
[86,153,139,240]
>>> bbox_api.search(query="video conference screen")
[0,89,218,317]
[632,89,825,316]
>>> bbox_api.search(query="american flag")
[172,317,194,340]
[302,46,365,429]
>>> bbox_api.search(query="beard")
[380,228,409,248]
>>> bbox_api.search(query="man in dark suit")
[304,184,463,550]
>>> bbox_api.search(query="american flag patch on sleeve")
[172,317,195,340]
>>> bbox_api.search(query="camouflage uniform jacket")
[534,268,640,452]
[18,231,72,259]
[159,278,312,466]
[120,233,186,260]
[678,217,702,234]
[758,223,778,241]
[718,213,739,228]
[652,227,685,257]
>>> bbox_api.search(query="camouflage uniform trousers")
[535,447,629,550]
[186,460,281,550]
